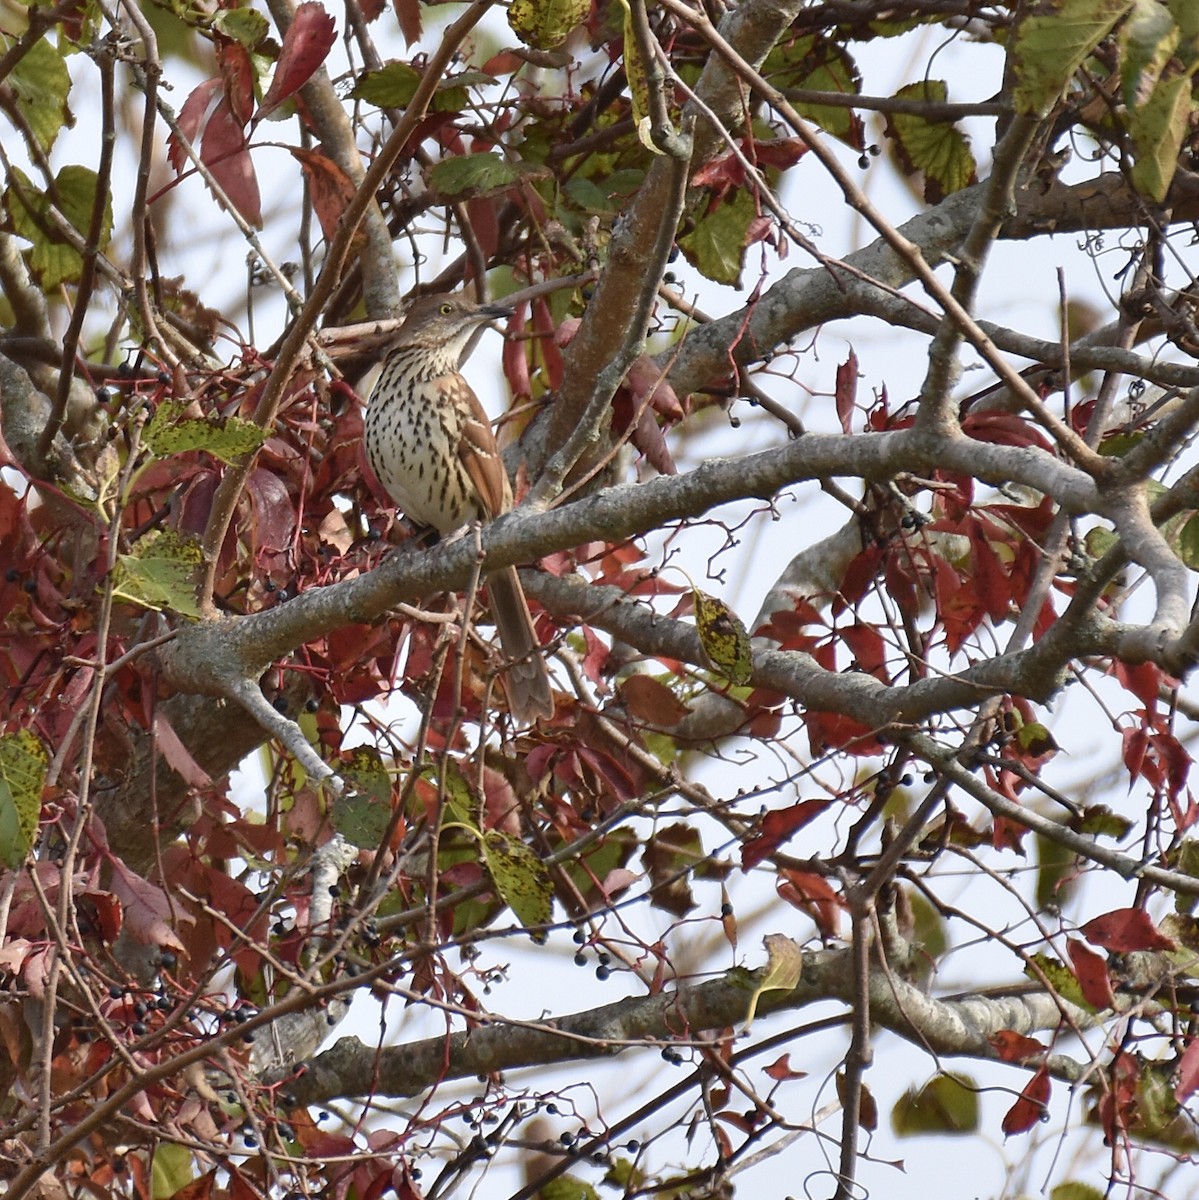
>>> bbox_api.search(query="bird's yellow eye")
[439,302,454,315]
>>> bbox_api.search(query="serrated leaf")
[8,37,71,154]
[332,746,394,848]
[763,35,863,146]
[742,933,802,1031]
[1128,69,1194,202]
[143,400,268,465]
[331,791,392,848]
[1011,0,1134,116]
[691,586,753,684]
[482,830,553,930]
[0,730,47,869]
[885,81,977,203]
[1120,0,1180,105]
[677,188,757,287]
[891,1073,979,1135]
[212,7,270,47]
[349,62,470,111]
[507,0,588,49]
[1025,950,1093,1011]
[109,529,205,619]
[427,153,523,199]
[1070,803,1133,840]
[5,165,113,290]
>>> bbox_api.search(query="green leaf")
[743,932,802,1030]
[482,830,553,930]
[1120,0,1181,105]
[143,400,268,465]
[1011,0,1134,115]
[1179,513,1199,569]
[151,1142,193,1200]
[885,81,977,203]
[1128,70,1195,202]
[349,62,471,112]
[109,529,205,619]
[4,165,113,290]
[332,746,394,849]
[891,1073,979,1135]
[1051,1183,1106,1200]
[0,730,47,869]
[420,757,479,830]
[212,7,270,47]
[8,37,71,154]
[763,35,863,146]
[678,188,757,287]
[1070,803,1134,840]
[428,153,524,199]
[691,586,753,684]
[540,1176,600,1200]
[507,0,588,49]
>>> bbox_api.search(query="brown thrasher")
[363,293,554,723]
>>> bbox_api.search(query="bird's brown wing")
[444,373,512,519]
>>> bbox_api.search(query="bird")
[362,293,554,724]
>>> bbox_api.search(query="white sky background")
[27,6,1199,1198]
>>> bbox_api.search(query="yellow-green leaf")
[508,0,588,50]
[350,62,473,112]
[332,746,394,849]
[427,153,524,199]
[1128,69,1195,202]
[482,830,553,931]
[1025,950,1092,1011]
[8,38,71,154]
[4,165,113,290]
[678,188,758,288]
[1011,0,1134,115]
[743,933,802,1031]
[885,81,977,203]
[143,400,268,465]
[109,529,205,619]
[692,586,753,684]
[0,730,47,869]
[151,1143,193,1200]
[891,1073,979,1135]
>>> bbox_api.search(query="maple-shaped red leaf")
[741,800,831,871]
[258,1,337,119]
[1001,1066,1050,1137]
[1174,1037,1199,1104]
[1080,907,1177,953]
[1066,937,1116,1009]
[988,1030,1045,1064]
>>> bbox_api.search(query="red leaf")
[619,674,692,726]
[168,79,222,173]
[154,713,213,788]
[1080,907,1176,953]
[989,1030,1045,1063]
[835,350,858,435]
[217,40,256,126]
[109,859,186,952]
[258,1,338,119]
[776,868,843,938]
[289,146,357,243]
[200,97,262,227]
[1001,1066,1050,1137]
[1114,659,1169,710]
[763,1052,807,1082]
[1174,1037,1199,1104]
[741,800,831,870]
[1066,938,1116,1008]
[392,0,421,42]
